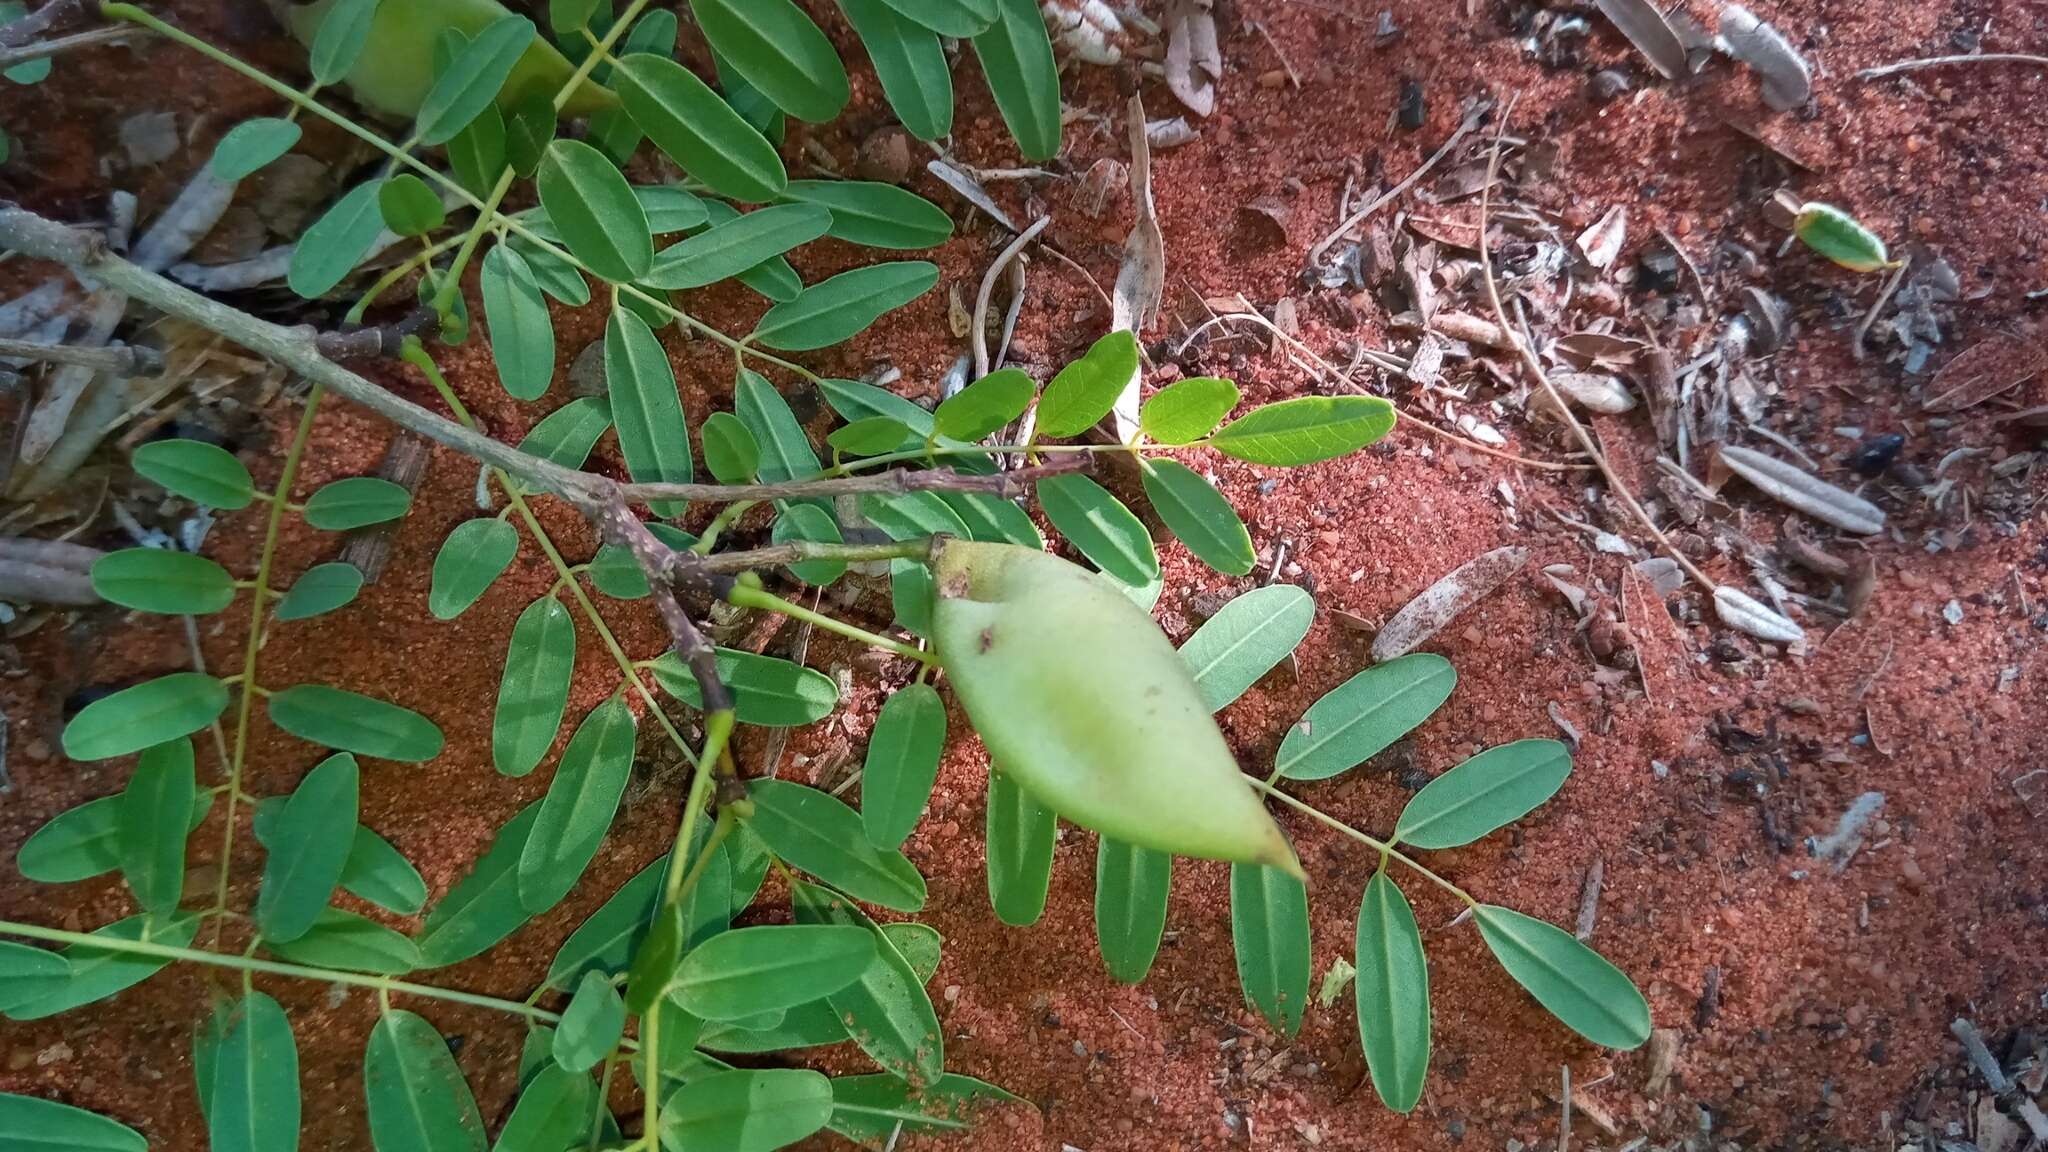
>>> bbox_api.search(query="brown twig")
[338,431,431,585]
[1307,103,1489,264]
[591,494,732,713]
[1858,52,2048,79]
[972,216,1049,378]
[0,537,102,605]
[0,335,163,375]
[1474,107,1717,595]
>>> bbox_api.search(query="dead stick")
[0,336,163,375]
[1308,103,1488,264]
[971,216,1049,378]
[1858,52,2048,79]
[1475,107,1717,594]
[339,431,431,585]
[0,23,140,70]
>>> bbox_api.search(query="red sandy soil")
[4,1,2046,1149]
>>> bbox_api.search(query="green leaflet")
[1473,905,1651,1050]
[536,138,652,283]
[266,908,422,975]
[933,494,1033,550]
[933,367,1032,442]
[649,648,838,727]
[1793,201,1894,273]
[310,0,380,85]
[672,924,875,1021]
[493,595,575,777]
[783,178,953,250]
[63,673,229,761]
[1094,839,1172,984]
[517,695,636,913]
[743,779,926,912]
[874,0,997,37]
[688,0,849,123]
[210,117,303,180]
[116,738,195,916]
[18,791,212,884]
[604,306,694,517]
[791,882,944,1084]
[659,1069,834,1152]
[553,970,626,1072]
[1035,330,1139,438]
[268,684,444,763]
[984,767,1054,927]
[256,752,361,944]
[1356,871,1430,1112]
[826,1073,1021,1147]
[545,852,666,990]
[506,231,590,305]
[415,801,541,968]
[971,0,1062,162]
[3,913,198,1021]
[364,1010,487,1152]
[1394,739,1573,850]
[1207,395,1398,466]
[414,13,535,144]
[733,368,822,486]
[834,0,953,140]
[289,180,386,299]
[641,203,829,291]
[274,562,364,622]
[515,395,612,469]
[635,184,709,232]
[90,548,235,615]
[860,682,946,850]
[1274,653,1455,781]
[481,244,556,400]
[1141,376,1240,445]
[303,476,412,530]
[0,1093,147,1152]
[588,522,698,599]
[342,826,428,916]
[1178,584,1315,712]
[1140,459,1256,576]
[1229,862,1310,1037]
[700,410,761,483]
[447,104,506,197]
[614,52,787,203]
[495,1064,598,1152]
[771,503,846,586]
[203,992,300,1152]
[1035,473,1158,587]
[0,943,71,1016]
[827,417,911,457]
[132,439,255,509]
[748,262,939,351]
[428,519,519,620]
[378,173,445,236]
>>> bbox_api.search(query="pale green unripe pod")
[278,0,616,122]
[930,540,1304,879]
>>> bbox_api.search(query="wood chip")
[1110,92,1165,444]
[1713,585,1805,644]
[1719,4,1812,111]
[1596,0,1689,79]
[1372,546,1530,662]
[1575,205,1628,269]
[1717,444,1886,534]
[1164,0,1221,117]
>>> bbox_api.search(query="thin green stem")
[1243,776,1475,906]
[347,233,463,325]
[210,386,324,938]
[726,584,935,666]
[661,711,732,907]
[690,500,755,555]
[431,166,517,315]
[554,0,652,113]
[0,918,564,1024]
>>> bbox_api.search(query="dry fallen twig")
[1308,104,1487,264]
[1858,52,2048,79]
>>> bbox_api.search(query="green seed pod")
[930,540,1304,879]
[1792,202,1897,273]
[277,0,616,122]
